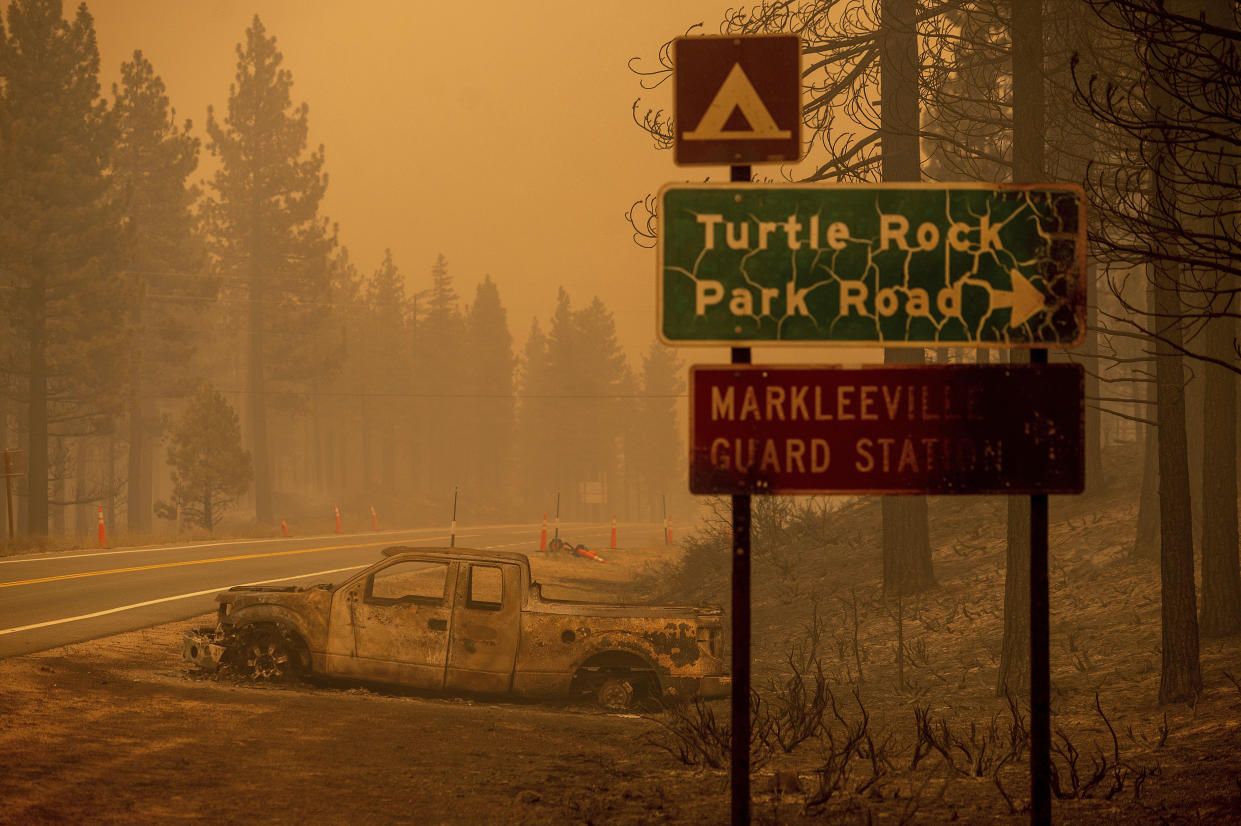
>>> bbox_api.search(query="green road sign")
[657,183,1086,347]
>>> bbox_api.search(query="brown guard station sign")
[690,364,1084,495]
[674,35,802,165]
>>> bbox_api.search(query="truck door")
[444,562,520,694]
[325,557,456,689]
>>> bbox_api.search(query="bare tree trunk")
[1153,256,1201,703]
[75,437,90,536]
[104,434,117,533]
[126,394,157,533]
[1133,387,1161,559]
[1185,358,1205,543]
[51,437,65,534]
[1200,313,1241,636]
[997,0,1045,696]
[362,402,373,491]
[997,465,1031,696]
[382,423,394,490]
[249,254,272,524]
[203,482,213,532]
[880,0,935,597]
[27,280,48,535]
[126,277,152,534]
[1134,279,1161,559]
[1150,1,1203,703]
[1085,260,1104,488]
[0,400,8,540]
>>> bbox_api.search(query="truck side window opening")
[368,561,449,604]
[468,565,503,610]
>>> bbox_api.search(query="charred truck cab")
[183,547,730,709]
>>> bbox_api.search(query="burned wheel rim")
[239,628,297,681]
[595,676,636,710]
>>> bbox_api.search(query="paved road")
[0,521,662,658]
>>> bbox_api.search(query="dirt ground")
[3,455,1241,824]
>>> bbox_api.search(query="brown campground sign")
[690,364,1084,495]
[674,35,802,165]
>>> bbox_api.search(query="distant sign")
[1,448,24,477]
[659,184,1086,347]
[579,481,607,505]
[674,35,802,165]
[690,364,1084,495]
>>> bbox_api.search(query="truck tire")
[593,671,657,711]
[595,675,636,710]
[236,625,305,682]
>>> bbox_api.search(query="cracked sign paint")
[658,183,1086,347]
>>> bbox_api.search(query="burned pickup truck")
[183,547,730,709]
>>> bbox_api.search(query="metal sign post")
[450,486,459,547]
[1031,348,1051,823]
[727,164,752,826]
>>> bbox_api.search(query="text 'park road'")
[659,183,1086,347]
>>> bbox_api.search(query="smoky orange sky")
[89,0,748,363]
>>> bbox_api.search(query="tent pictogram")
[683,63,792,141]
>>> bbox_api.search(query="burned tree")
[0,0,124,535]
[202,15,334,525]
[112,50,205,532]
[1074,0,1241,694]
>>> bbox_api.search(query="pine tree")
[0,0,124,535]
[515,317,554,516]
[412,254,466,501]
[154,384,252,530]
[569,297,629,520]
[541,289,576,505]
[463,275,515,519]
[362,249,412,491]
[112,49,203,532]
[315,246,366,498]
[202,15,334,524]
[1071,0,1241,698]
[636,341,684,521]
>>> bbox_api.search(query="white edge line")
[0,564,371,637]
[0,522,653,566]
[0,528,452,565]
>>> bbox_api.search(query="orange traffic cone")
[539,513,547,551]
[281,520,289,537]
[370,504,379,531]
[575,545,606,563]
[334,505,342,534]
[96,504,106,548]
[610,515,617,549]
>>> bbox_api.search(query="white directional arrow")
[994,269,1048,328]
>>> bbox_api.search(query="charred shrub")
[645,691,772,770]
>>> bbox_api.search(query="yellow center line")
[0,536,463,590]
